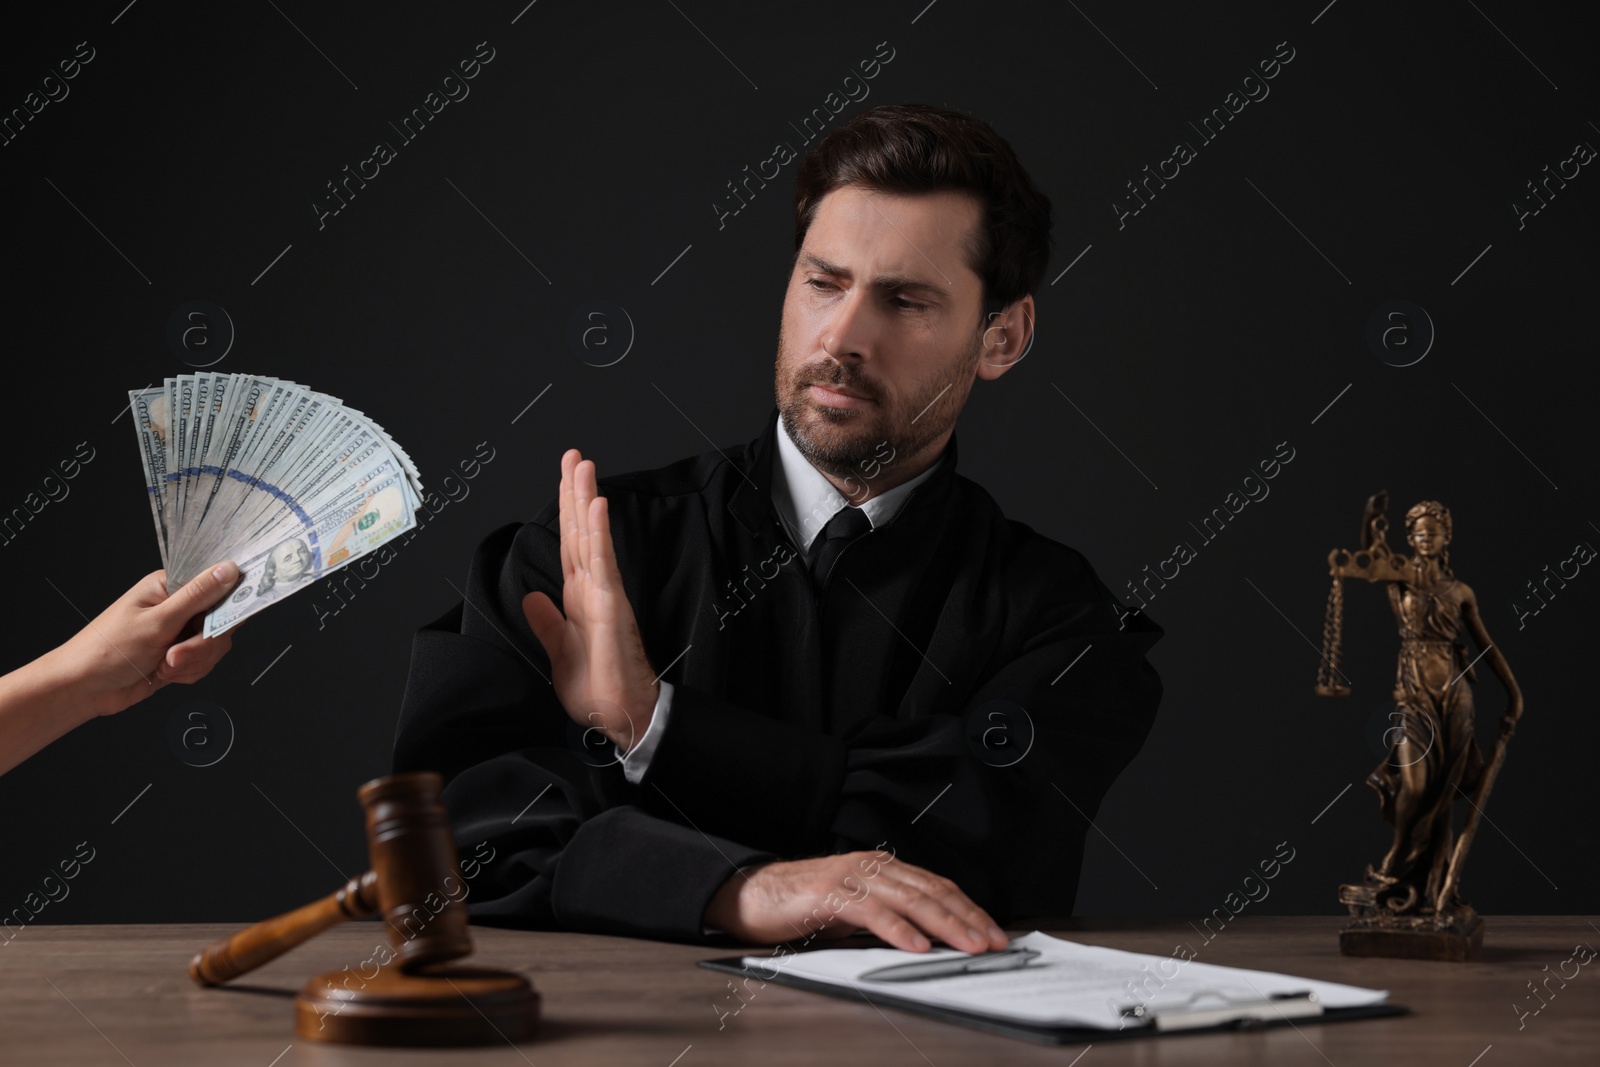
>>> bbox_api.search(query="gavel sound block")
[189,771,539,1046]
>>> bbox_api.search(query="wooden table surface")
[3,916,1596,1065]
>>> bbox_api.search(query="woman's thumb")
[163,560,241,620]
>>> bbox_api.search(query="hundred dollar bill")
[172,374,197,553]
[162,378,179,558]
[128,386,172,570]
[175,377,280,578]
[182,375,274,561]
[173,372,223,571]
[202,464,417,637]
[174,384,326,585]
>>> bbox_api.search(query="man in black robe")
[392,103,1162,952]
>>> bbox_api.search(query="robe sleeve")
[631,544,1162,922]
[391,521,773,941]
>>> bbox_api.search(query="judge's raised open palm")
[521,449,659,752]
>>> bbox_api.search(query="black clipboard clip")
[1120,989,1324,1032]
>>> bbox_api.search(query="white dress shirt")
[616,417,943,783]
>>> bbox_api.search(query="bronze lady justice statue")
[1315,492,1524,959]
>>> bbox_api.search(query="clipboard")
[699,955,1408,1046]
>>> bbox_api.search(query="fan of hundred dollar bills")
[128,374,423,637]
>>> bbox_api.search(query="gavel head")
[358,771,474,972]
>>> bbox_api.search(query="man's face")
[774,187,991,481]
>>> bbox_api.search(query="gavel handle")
[189,870,380,986]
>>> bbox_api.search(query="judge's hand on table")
[703,851,1011,955]
[522,449,660,753]
[0,561,242,776]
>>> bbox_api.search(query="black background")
[1,0,1593,927]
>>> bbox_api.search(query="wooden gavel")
[190,771,473,986]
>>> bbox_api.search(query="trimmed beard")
[775,329,979,481]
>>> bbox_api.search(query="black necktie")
[810,505,872,597]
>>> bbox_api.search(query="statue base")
[1337,881,1484,961]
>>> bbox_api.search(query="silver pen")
[858,947,1041,983]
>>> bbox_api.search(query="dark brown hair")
[792,103,1053,326]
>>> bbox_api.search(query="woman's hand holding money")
[0,561,241,775]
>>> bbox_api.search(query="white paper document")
[740,930,1388,1031]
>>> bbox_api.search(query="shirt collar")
[771,415,943,556]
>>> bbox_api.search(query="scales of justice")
[1313,491,1524,961]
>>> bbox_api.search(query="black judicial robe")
[391,409,1162,941]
